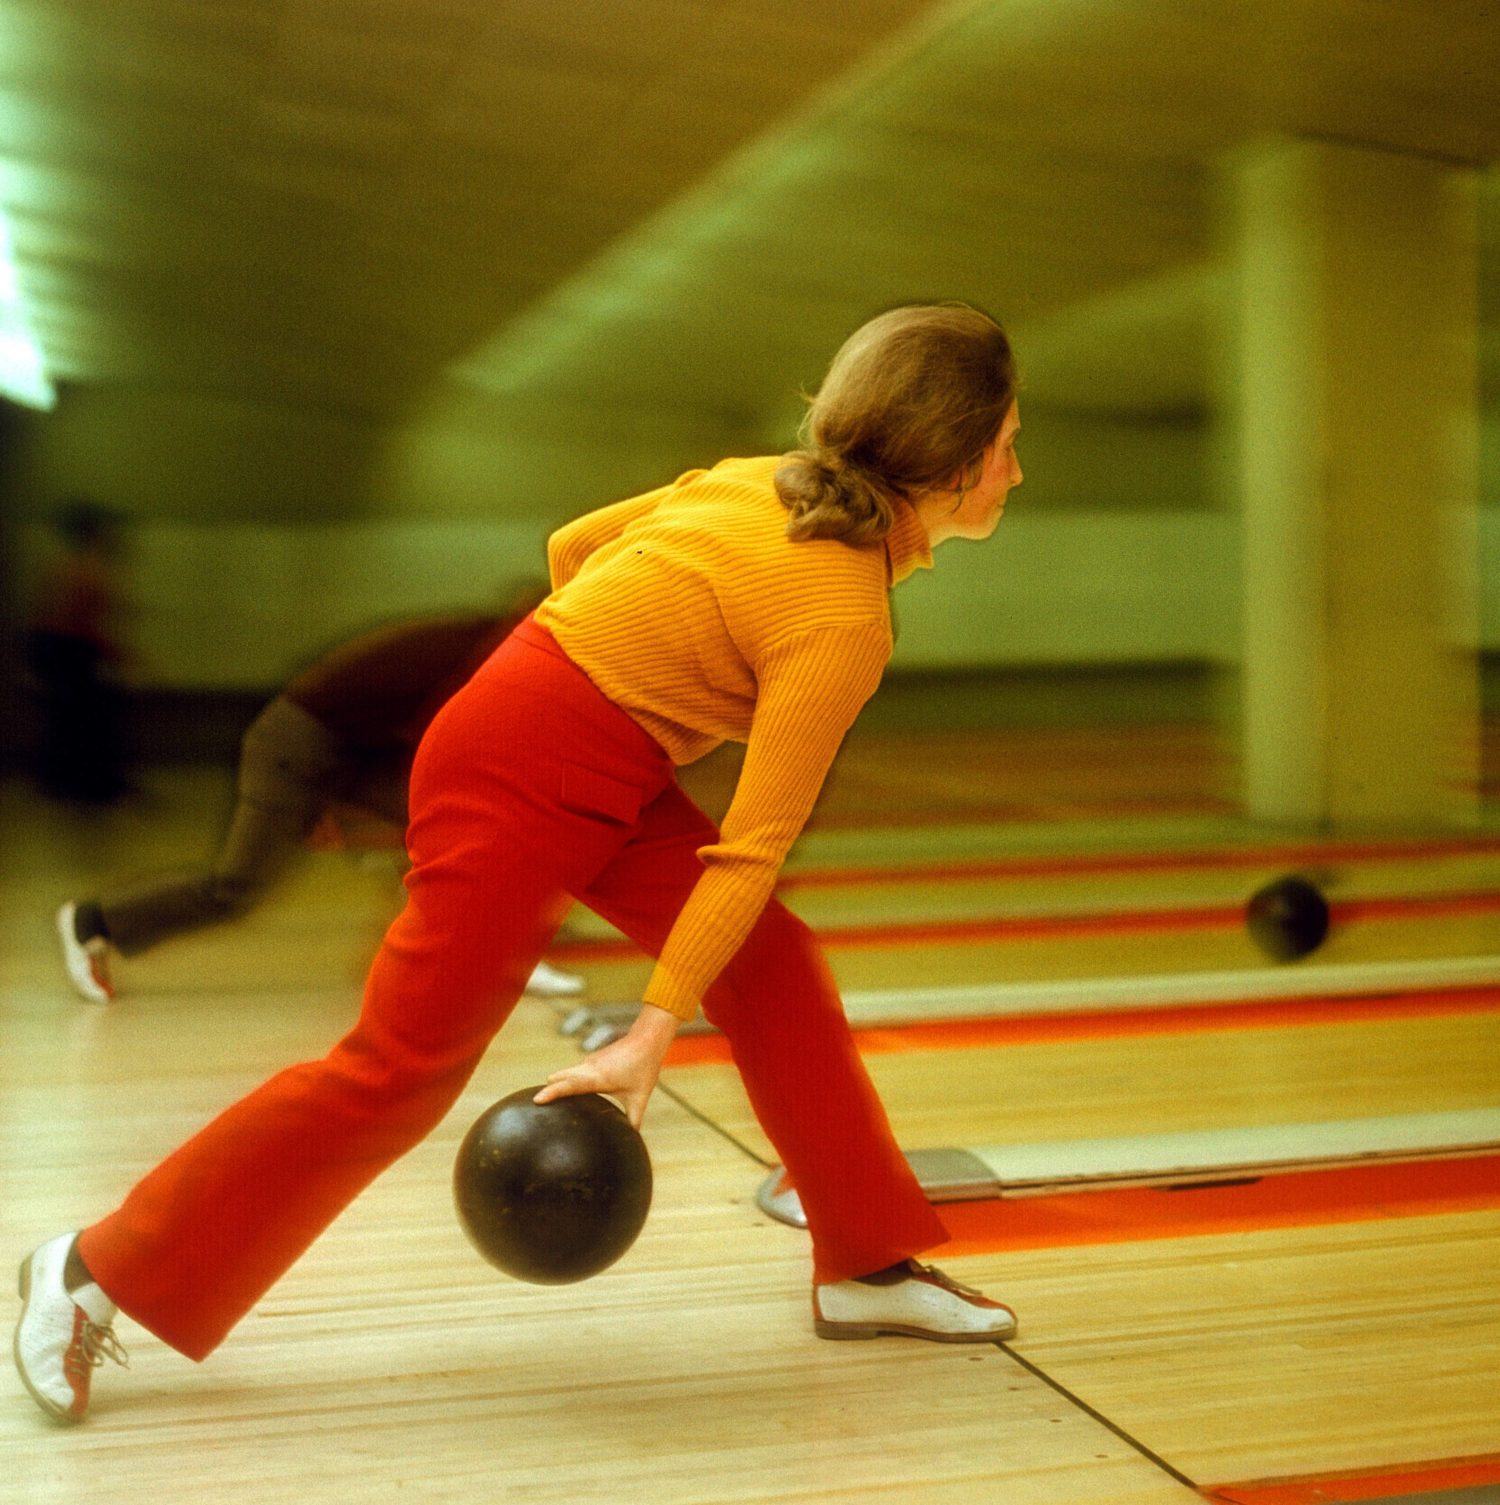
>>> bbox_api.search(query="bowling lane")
[3,971,1201,1505]
[657,977,1500,1497]
[616,814,1500,1496]
[660,1005,1500,1165]
[554,831,1500,1002]
[559,904,1500,1007]
[952,1211,1500,1490]
[557,835,1500,935]
[773,839,1500,929]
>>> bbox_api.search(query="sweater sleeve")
[547,474,705,590]
[641,618,890,1020]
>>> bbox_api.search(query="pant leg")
[100,698,344,955]
[577,782,948,1285]
[77,631,672,1360]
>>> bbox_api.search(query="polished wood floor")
[4,726,1499,1505]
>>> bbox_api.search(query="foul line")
[654,1079,775,1169]
[997,1341,1202,1492]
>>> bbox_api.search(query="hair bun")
[774,449,893,546]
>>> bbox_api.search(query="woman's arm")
[642,619,890,1021]
[535,619,888,1124]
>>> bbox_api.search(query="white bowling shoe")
[525,960,587,997]
[55,902,114,1004]
[14,1234,128,1423]
[814,1259,1017,1343]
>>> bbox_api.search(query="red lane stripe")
[552,890,1500,964]
[1340,891,1500,923]
[779,837,1500,890]
[790,892,1500,953]
[928,1154,1500,1257]
[763,902,1249,950]
[662,985,1500,1066]
[1203,1452,1500,1503]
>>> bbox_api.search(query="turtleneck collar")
[883,498,934,587]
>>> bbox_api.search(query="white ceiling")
[2,0,1497,434]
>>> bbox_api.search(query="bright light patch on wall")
[0,213,55,410]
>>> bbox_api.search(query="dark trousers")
[98,697,399,954]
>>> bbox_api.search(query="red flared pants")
[78,621,947,1360]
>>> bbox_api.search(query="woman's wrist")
[631,1001,682,1052]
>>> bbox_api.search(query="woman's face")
[927,401,1022,546]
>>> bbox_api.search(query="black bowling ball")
[454,1087,652,1285]
[1245,875,1330,961]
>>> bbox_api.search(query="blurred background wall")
[0,0,1495,812]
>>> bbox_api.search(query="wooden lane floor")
[663,1006,1500,1161]
[7,765,1500,1502]
[644,813,1500,1496]
[632,827,1500,1500]
[657,980,1500,1497]
[661,1047,1500,1497]
[959,1214,1500,1494]
[560,912,1500,1013]
[4,974,1201,1504]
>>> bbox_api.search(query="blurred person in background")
[24,499,133,805]
[55,578,584,1006]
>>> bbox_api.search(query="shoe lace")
[71,1319,130,1377]
[907,1261,985,1299]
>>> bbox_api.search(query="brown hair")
[775,302,1015,545]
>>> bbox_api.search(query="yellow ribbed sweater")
[536,455,933,1021]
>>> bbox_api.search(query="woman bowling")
[16,301,1024,1423]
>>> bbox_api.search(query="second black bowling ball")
[1245,875,1330,962]
[453,1087,652,1285]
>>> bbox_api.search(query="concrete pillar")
[1226,136,1480,829]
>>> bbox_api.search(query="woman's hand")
[534,1002,681,1129]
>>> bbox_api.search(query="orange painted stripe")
[1203,1452,1500,1503]
[779,836,1500,891]
[797,892,1500,953]
[925,1155,1500,1257]
[551,890,1500,964]
[662,984,1500,1067]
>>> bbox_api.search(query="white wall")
[17,505,1500,690]
[7,386,1495,689]
[15,517,552,688]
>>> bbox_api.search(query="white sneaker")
[813,1260,1017,1343]
[14,1234,128,1423]
[55,902,114,1004]
[525,960,586,997]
